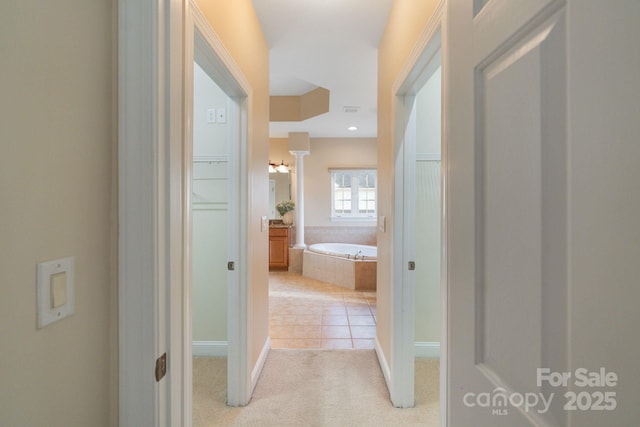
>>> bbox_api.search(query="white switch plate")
[378,216,386,232]
[216,108,226,123]
[37,256,75,328]
[206,108,216,123]
[261,215,268,232]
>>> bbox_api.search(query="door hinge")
[228,261,235,271]
[408,261,416,271]
[155,352,167,382]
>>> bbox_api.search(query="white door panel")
[447,1,567,425]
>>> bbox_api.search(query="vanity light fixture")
[348,126,358,131]
[268,160,290,173]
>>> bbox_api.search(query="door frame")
[118,0,252,424]
[390,1,447,421]
[118,0,182,424]
[184,0,253,412]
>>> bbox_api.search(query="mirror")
[269,172,291,219]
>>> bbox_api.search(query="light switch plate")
[206,108,215,123]
[261,215,268,232]
[378,216,386,232]
[216,108,227,123]
[37,256,75,328]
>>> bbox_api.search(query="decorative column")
[290,151,308,248]
[288,132,311,249]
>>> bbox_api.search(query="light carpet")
[193,349,439,426]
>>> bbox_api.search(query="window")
[330,169,377,219]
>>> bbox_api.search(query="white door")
[446,0,569,425]
[393,46,442,408]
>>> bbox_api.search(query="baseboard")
[251,336,271,393]
[415,341,440,358]
[374,337,391,391]
[192,340,227,357]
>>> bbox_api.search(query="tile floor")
[269,271,377,349]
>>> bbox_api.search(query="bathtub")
[303,243,377,290]
[307,243,377,260]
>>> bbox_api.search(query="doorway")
[391,16,445,414]
[182,3,254,423]
[405,53,442,359]
[189,54,233,413]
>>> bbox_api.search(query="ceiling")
[251,0,394,139]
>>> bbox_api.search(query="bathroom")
[268,136,378,290]
[267,62,442,353]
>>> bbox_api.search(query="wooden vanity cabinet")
[269,226,290,270]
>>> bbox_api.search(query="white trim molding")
[389,0,444,411]
[416,153,441,161]
[376,339,440,385]
[192,341,228,357]
[374,337,392,391]
[186,0,253,410]
[415,341,441,358]
[251,337,272,392]
[118,0,180,424]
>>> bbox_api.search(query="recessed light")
[348,126,358,131]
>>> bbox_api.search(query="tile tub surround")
[269,272,377,350]
[302,249,377,291]
[304,226,376,246]
[285,226,376,274]
[288,247,303,274]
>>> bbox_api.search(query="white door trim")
[389,0,445,414]
[119,0,253,425]
[118,0,182,424]
[185,0,253,412]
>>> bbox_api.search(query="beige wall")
[269,96,302,122]
[269,137,377,227]
[0,1,115,426]
[269,137,295,166]
[300,87,330,120]
[377,0,440,365]
[304,137,377,227]
[270,96,301,121]
[195,0,270,367]
[270,87,329,122]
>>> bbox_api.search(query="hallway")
[269,272,377,350]
[193,350,440,426]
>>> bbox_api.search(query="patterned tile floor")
[269,271,377,349]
